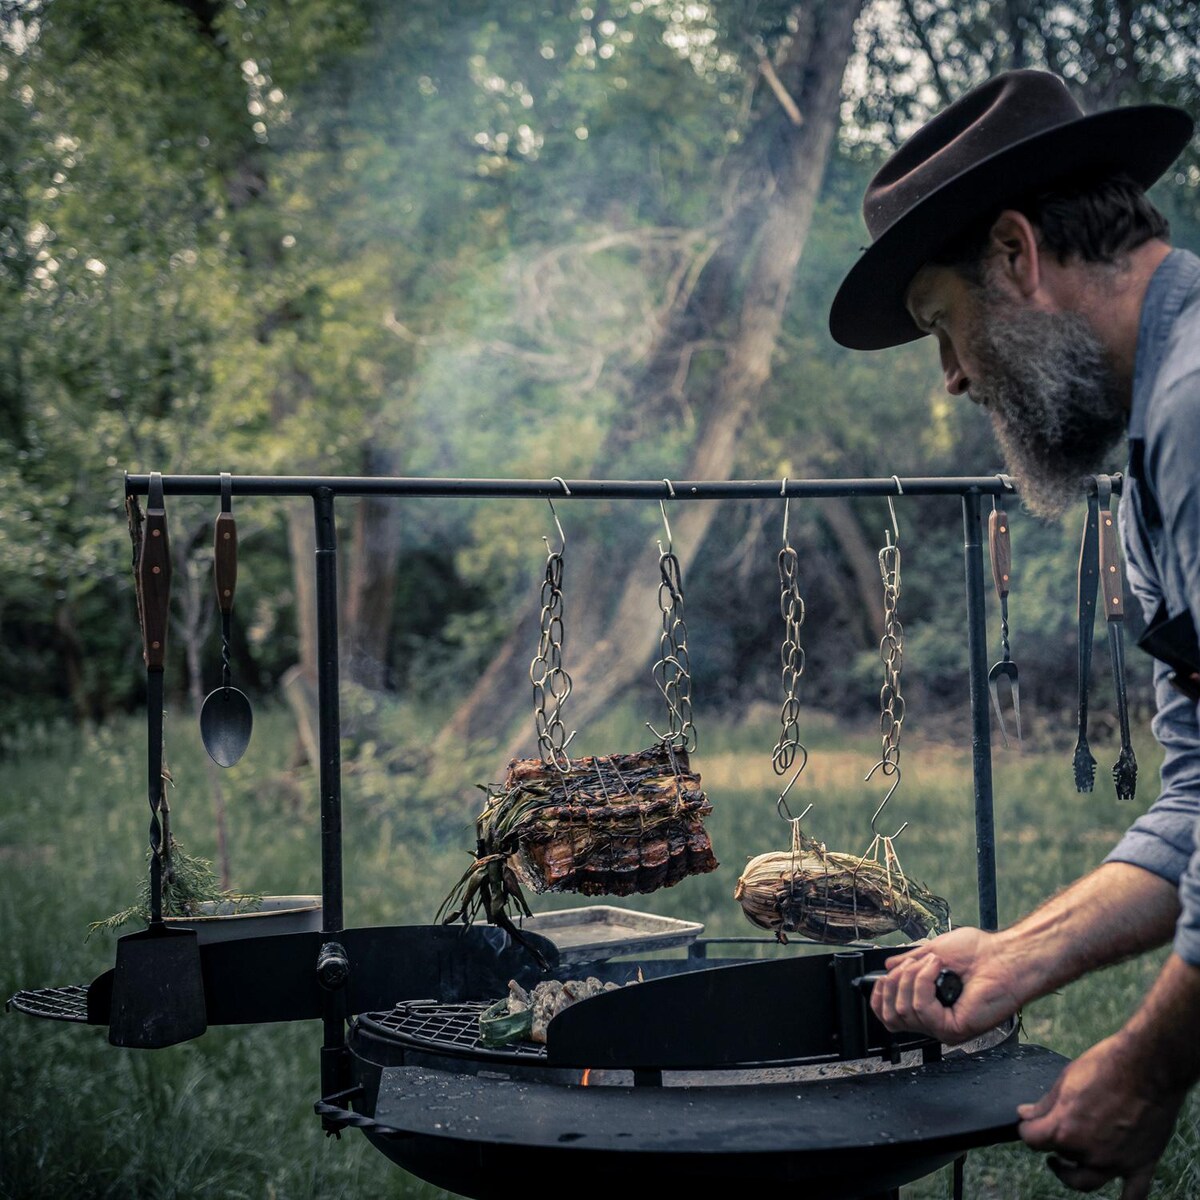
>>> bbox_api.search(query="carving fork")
[987,505,1020,747]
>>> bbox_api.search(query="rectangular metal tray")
[515,905,704,965]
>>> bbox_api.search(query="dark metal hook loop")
[541,476,571,555]
[865,758,908,839]
[886,476,902,547]
[775,747,810,823]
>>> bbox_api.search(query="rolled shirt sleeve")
[1108,367,1200,967]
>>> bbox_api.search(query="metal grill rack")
[359,1001,549,1063]
[5,985,89,1023]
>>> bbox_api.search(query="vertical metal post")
[314,488,344,934]
[313,488,348,1120]
[963,491,999,931]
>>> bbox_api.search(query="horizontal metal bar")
[124,473,1022,501]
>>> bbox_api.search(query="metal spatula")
[109,473,207,1049]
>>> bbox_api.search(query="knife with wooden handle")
[1099,485,1137,800]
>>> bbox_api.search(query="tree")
[436,0,869,770]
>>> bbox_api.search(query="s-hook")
[543,476,570,557]
[865,759,908,841]
[657,477,676,556]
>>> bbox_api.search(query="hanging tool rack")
[9,469,1096,1200]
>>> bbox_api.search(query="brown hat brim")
[829,105,1195,351]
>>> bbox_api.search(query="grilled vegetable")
[734,828,950,945]
[479,976,636,1047]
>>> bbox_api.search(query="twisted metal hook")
[776,746,812,824]
[865,758,908,840]
[657,478,676,555]
[542,477,570,556]
[886,475,903,548]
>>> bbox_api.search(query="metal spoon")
[200,475,252,767]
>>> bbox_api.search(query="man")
[828,70,1198,1199]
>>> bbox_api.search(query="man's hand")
[869,926,1023,1044]
[1017,1032,1186,1198]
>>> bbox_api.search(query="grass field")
[2,700,1198,1199]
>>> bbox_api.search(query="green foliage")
[85,838,263,938]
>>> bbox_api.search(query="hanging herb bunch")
[87,837,263,939]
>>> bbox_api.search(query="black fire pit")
[324,944,1066,1200]
[7,471,1075,1200]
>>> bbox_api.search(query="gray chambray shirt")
[1106,247,1200,967]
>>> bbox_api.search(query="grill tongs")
[1073,476,1137,799]
[1073,489,1100,791]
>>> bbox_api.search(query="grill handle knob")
[851,967,964,1007]
[317,941,350,991]
[934,968,963,1007]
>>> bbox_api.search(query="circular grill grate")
[358,1000,548,1062]
[6,985,90,1023]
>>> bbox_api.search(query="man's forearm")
[1119,953,1200,1093]
[996,862,1179,1004]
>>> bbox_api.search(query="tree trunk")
[342,446,403,690]
[820,496,884,646]
[436,0,865,774]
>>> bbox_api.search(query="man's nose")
[940,343,970,396]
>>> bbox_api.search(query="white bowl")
[164,895,322,944]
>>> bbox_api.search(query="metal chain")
[529,541,574,771]
[772,541,806,774]
[878,535,905,772]
[651,545,697,753]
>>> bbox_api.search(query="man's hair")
[930,173,1171,281]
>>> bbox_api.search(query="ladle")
[200,473,253,767]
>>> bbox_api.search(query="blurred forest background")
[1,0,1198,789]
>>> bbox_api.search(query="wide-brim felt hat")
[829,70,1194,350]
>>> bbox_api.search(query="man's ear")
[985,210,1041,299]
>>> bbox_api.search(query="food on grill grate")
[438,743,717,950]
[479,976,637,1047]
[733,829,950,944]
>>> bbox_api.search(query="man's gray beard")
[969,293,1128,518]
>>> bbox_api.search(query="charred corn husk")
[734,826,949,944]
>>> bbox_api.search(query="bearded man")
[829,70,1197,1199]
